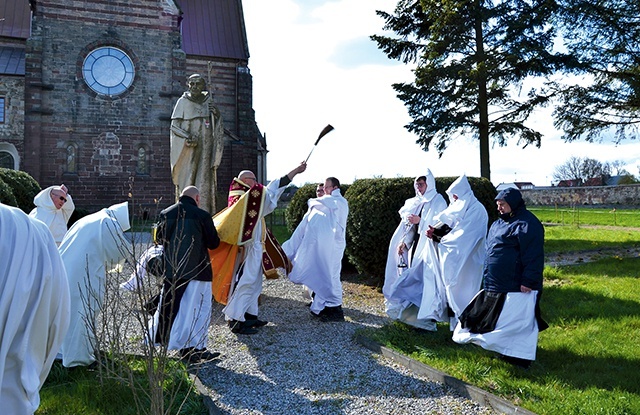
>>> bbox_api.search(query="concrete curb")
[354,334,537,415]
[189,372,222,415]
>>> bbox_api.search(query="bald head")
[238,170,257,186]
[181,186,200,199]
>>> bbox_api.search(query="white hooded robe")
[425,175,487,326]
[29,186,75,246]
[0,203,70,415]
[283,188,349,314]
[58,202,131,367]
[383,170,448,329]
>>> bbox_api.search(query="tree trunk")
[474,0,491,180]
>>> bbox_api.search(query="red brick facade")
[14,0,262,215]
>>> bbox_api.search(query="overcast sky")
[242,0,640,187]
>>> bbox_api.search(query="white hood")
[106,201,130,232]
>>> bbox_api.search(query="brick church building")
[0,0,266,214]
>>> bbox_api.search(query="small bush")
[285,183,317,233]
[284,183,352,233]
[343,176,497,283]
[68,207,94,228]
[0,168,42,213]
[0,178,18,207]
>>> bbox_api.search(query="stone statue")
[170,74,224,214]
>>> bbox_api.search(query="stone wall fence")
[521,184,640,206]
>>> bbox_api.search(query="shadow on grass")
[544,287,639,321]
[364,320,640,402]
[549,256,640,279]
[544,238,640,255]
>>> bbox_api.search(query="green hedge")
[285,182,352,233]
[285,184,317,233]
[0,178,18,207]
[0,168,41,213]
[285,176,497,283]
[344,176,497,282]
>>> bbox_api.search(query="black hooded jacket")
[157,196,220,282]
[483,188,544,292]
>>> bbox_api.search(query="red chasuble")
[210,178,291,304]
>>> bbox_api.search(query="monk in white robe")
[0,203,70,415]
[383,170,448,330]
[58,202,131,367]
[425,175,488,328]
[283,177,349,321]
[29,184,75,246]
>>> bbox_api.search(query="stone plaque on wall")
[92,132,122,176]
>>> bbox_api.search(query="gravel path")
[194,277,495,415]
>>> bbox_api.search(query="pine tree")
[551,0,640,143]
[372,0,566,180]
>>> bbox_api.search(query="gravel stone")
[194,277,496,415]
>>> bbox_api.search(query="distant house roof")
[177,0,249,60]
[495,183,519,191]
[584,176,605,186]
[606,175,624,186]
[557,179,581,187]
[0,46,25,75]
[496,182,535,191]
[0,0,30,39]
[514,181,535,189]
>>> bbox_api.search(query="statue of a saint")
[170,74,224,214]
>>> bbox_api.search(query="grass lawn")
[37,356,208,414]
[360,253,640,414]
[544,224,640,253]
[37,213,639,414]
[530,206,640,228]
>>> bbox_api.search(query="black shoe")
[179,348,220,363]
[179,347,196,363]
[245,319,268,328]
[244,313,268,327]
[320,305,345,322]
[229,320,259,335]
[498,354,532,369]
[194,349,220,362]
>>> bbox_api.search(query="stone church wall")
[7,1,263,215]
[521,184,640,206]
[24,0,183,213]
[0,75,25,166]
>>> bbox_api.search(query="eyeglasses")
[53,195,67,203]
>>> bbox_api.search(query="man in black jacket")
[153,186,220,362]
[453,187,547,368]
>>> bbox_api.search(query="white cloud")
[243,0,640,188]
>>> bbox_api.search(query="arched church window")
[66,143,77,173]
[0,151,14,169]
[136,145,149,175]
[0,143,18,169]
